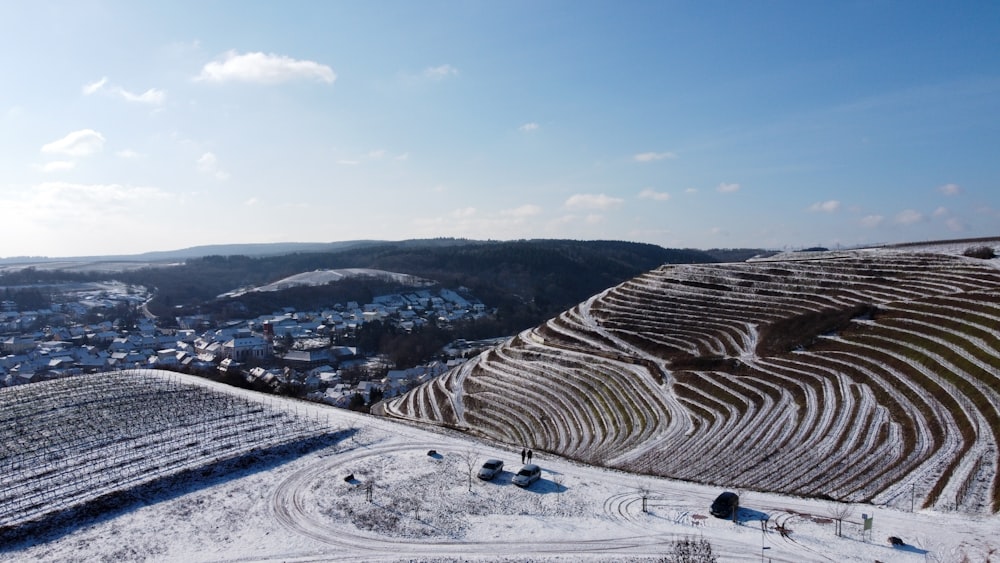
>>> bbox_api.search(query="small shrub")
[660,536,718,563]
[962,246,996,259]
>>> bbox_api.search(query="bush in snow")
[661,536,718,563]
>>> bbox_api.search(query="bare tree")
[460,448,478,492]
[826,501,854,537]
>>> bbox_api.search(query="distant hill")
[385,239,1000,514]
[0,240,386,265]
[1,238,761,339]
[111,239,740,329]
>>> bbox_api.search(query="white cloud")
[367,149,387,159]
[38,160,76,172]
[197,50,336,84]
[337,159,360,166]
[116,149,143,159]
[118,87,166,104]
[501,204,542,217]
[82,77,108,95]
[41,129,105,157]
[564,193,624,210]
[244,197,259,206]
[685,188,698,194]
[83,77,165,105]
[895,209,925,225]
[717,182,741,193]
[808,200,841,213]
[937,183,961,196]
[638,188,671,201]
[519,122,539,132]
[451,207,476,218]
[860,214,884,228]
[633,151,677,162]
[394,152,410,161]
[584,214,605,225]
[932,206,949,217]
[197,152,230,180]
[423,64,458,80]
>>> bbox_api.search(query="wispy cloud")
[37,161,76,173]
[336,149,407,165]
[197,152,230,180]
[118,87,166,104]
[26,181,168,212]
[938,183,961,196]
[116,149,143,159]
[451,207,476,218]
[564,193,624,210]
[808,200,841,213]
[82,77,108,95]
[945,217,965,231]
[197,50,336,84]
[424,64,458,80]
[501,204,542,217]
[633,151,677,162]
[717,182,741,193]
[638,188,671,201]
[860,214,884,228]
[895,209,924,225]
[41,129,105,157]
[519,122,539,132]
[83,77,165,105]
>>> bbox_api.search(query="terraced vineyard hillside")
[0,369,335,536]
[385,247,1000,514]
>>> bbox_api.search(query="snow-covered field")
[2,374,996,563]
[220,268,433,298]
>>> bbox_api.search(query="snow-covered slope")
[220,268,433,298]
[385,247,1000,514]
[2,370,996,562]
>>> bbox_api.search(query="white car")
[477,459,504,480]
[512,463,541,487]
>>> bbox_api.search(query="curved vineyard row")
[384,249,1000,514]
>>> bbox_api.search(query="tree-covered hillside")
[121,239,736,330]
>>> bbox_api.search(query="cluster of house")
[1,286,497,408]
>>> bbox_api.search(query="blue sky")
[2,1,998,258]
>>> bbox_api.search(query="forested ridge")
[2,239,765,336]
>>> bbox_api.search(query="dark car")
[710,491,739,519]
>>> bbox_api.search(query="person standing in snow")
[527,449,533,463]
[521,448,526,464]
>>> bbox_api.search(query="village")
[0,280,500,409]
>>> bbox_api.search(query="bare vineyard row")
[384,250,1000,514]
[0,369,331,531]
